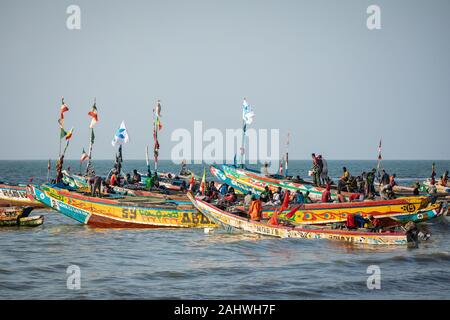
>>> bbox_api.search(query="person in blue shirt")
[219,183,228,196]
[295,190,305,204]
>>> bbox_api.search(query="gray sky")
[1,0,449,160]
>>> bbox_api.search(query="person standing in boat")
[366,169,376,198]
[55,155,64,183]
[311,153,320,186]
[428,178,437,194]
[440,170,449,186]
[109,170,118,187]
[338,167,349,192]
[431,162,436,179]
[319,155,328,185]
[380,169,390,187]
[389,174,397,188]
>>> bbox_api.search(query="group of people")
[310,153,329,186]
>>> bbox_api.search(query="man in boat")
[413,182,420,195]
[366,169,376,198]
[336,190,346,203]
[219,183,228,196]
[319,155,328,184]
[428,178,437,194]
[337,167,349,192]
[261,162,270,176]
[294,190,305,204]
[380,169,390,186]
[109,170,118,187]
[441,170,449,186]
[224,187,237,203]
[55,155,64,183]
[132,169,141,184]
[389,174,397,188]
[269,187,282,206]
[311,153,320,186]
[259,186,272,203]
[91,176,103,197]
[146,172,156,190]
[321,184,332,203]
[248,195,262,221]
[304,191,313,203]
[431,162,436,179]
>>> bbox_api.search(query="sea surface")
[0,160,449,300]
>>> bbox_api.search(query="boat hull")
[188,193,408,246]
[0,215,44,227]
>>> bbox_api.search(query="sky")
[0,0,449,161]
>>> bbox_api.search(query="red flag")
[60,98,69,120]
[188,175,195,191]
[88,102,98,128]
[285,204,302,219]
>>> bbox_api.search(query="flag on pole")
[154,100,162,131]
[153,100,162,171]
[60,127,68,139]
[59,97,69,126]
[112,121,129,147]
[90,129,95,144]
[279,156,284,175]
[80,149,89,162]
[378,138,382,160]
[200,168,206,195]
[242,98,255,125]
[65,127,74,140]
[88,102,98,128]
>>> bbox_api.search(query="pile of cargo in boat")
[187,193,431,246]
[28,184,214,229]
[0,206,44,227]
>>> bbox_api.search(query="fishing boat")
[28,184,214,228]
[112,185,189,203]
[0,215,44,227]
[422,179,450,193]
[256,197,444,225]
[0,184,45,208]
[187,193,421,246]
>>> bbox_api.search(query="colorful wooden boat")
[211,164,357,201]
[28,184,215,228]
[422,179,450,193]
[0,184,45,208]
[258,197,443,225]
[187,193,411,246]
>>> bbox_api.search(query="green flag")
[60,127,67,139]
[90,128,95,144]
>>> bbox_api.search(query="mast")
[153,100,162,173]
[285,132,290,177]
[86,98,98,176]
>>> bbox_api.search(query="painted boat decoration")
[28,184,215,228]
[0,215,44,227]
[187,193,411,246]
[211,164,357,201]
[258,197,443,225]
[62,171,90,190]
[0,184,44,208]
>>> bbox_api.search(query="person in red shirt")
[346,213,357,230]
[321,184,332,203]
[349,193,361,202]
[109,170,118,187]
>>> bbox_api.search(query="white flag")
[111,121,129,147]
[242,99,255,125]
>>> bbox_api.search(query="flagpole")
[146,146,150,175]
[86,128,94,175]
[47,160,51,183]
[240,120,246,168]
[285,132,290,177]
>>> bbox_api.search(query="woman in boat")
[248,195,262,221]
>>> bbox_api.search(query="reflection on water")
[1,161,450,299]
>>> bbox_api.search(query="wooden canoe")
[187,193,410,246]
[29,184,215,229]
[0,206,34,219]
[0,184,45,208]
[0,215,44,227]
[211,164,358,201]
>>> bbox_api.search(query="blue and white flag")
[111,121,129,147]
[242,99,255,125]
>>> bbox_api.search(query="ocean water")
[0,160,449,299]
